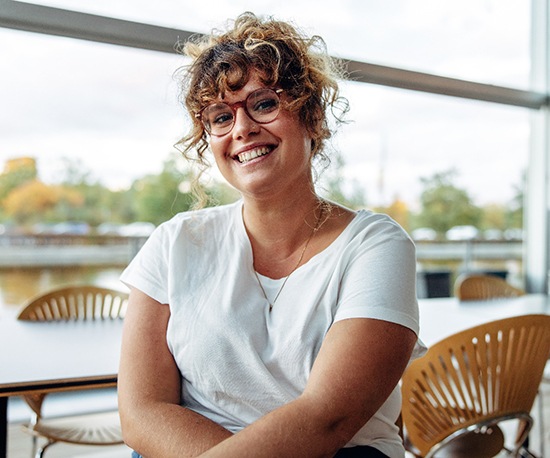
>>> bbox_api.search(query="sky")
[0,0,533,208]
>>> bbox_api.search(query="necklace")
[254,206,324,312]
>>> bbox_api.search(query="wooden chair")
[401,314,550,458]
[17,285,128,457]
[455,275,547,456]
[454,274,525,301]
[17,285,128,321]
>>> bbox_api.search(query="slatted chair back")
[401,314,550,458]
[16,285,127,456]
[17,285,128,321]
[454,274,525,301]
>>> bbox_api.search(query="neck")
[242,192,321,247]
[242,191,325,278]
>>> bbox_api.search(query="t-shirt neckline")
[235,201,365,279]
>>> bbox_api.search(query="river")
[0,266,125,313]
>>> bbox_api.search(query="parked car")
[411,227,438,241]
[96,222,125,236]
[445,225,479,241]
[504,228,523,241]
[118,222,156,237]
[31,222,58,234]
[51,221,91,235]
[483,229,503,241]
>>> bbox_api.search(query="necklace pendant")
[269,303,273,312]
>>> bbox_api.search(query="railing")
[415,239,522,263]
[0,235,523,270]
[0,234,144,246]
[414,240,523,298]
[0,234,149,267]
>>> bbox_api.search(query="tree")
[415,169,482,235]
[506,182,523,229]
[376,197,410,231]
[0,157,38,218]
[131,155,195,225]
[56,158,129,225]
[480,204,506,231]
[3,180,83,225]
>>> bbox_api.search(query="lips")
[236,146,273,164]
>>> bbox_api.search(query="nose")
[231,106,259,138]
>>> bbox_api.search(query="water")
[0,266,125,313]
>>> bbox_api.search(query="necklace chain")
[254,206,324,312]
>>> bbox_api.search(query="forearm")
[121,400,233,458]
[118,288,233,457]
[200,319,417,458]
[199,395,352,458]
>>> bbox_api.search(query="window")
[18,0,532,87]
[0,0,548,300]
[0,28,184,188]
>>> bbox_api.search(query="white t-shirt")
[121,200,425,457]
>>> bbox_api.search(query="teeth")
[237,146,271,163]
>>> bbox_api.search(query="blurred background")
[0,0,548,307]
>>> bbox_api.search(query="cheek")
[277,115,312,151]
[208,139,228,163]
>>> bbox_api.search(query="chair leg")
[35,439,55,458]
[519,447,538,458]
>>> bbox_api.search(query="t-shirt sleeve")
[334,216,420,336]
[120,223,170,305]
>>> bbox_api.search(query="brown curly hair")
[175,12,348,203]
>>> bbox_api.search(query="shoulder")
[350,209,413,243]
[156,200,242,236]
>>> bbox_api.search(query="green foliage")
[415,169,482,235]
[0,155,524,236]
[0,157,37,202]
[129,155,193,225]
[506,182,523,228]
[49,158,129,226]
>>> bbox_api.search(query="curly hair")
[175,12,348,204]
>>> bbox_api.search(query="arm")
[200,317,417,458]
[118,287,233,457]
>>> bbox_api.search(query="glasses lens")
[201,103,234,135]
[246,89,280,124]
[200,88,281,136]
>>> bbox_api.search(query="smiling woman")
[117,12,424,458]
[1,1,548,456]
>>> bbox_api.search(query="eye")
[248,90,279,115]
[203,104,234,126]
[212,112,233,126]
[252,97,278,113]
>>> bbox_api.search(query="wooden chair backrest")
[454,274,525,301]
[401,314,550,457]
[17,285,128,321]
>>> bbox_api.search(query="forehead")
[217,72,268,102]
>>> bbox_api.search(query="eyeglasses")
[197,88,284,137]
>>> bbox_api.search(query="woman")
[118,12,425,458]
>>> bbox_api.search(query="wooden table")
[0,310,123,458]
[418,293,550,346]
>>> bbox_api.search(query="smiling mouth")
[236,146,274,164]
